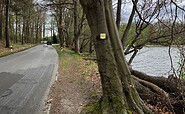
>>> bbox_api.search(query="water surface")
[126,46,181,77]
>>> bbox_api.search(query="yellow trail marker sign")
[100,33,106,40]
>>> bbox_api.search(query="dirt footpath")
[46,52,101,114]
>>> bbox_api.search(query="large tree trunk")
[80,0,152,114]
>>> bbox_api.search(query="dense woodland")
[0,0,47,47]
[1,0,185,113]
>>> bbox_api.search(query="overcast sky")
[114,0,185,23]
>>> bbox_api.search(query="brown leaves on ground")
[80,59,175,114]
[46,50,176,114]
[0,43,33,56]
[79,59,101,91]
[48,53,101,114]
[145,98,174,114]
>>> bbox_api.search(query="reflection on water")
[126,46,180,77]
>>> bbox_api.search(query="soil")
[47,52,101,114]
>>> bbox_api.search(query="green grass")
[0,52,15,58]
[81,102,100,114]
[53,45,81,58]
[53,45,64,57]
[53,45,82,70]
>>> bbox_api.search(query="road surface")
[0,45,58,114]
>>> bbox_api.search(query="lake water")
[126,46,181,77]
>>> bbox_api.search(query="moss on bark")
[79,0,153,114]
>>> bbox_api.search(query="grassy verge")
[50,45,102,114]
[53,45,64,57]
[0,44,36,58]
[53,45,80,58]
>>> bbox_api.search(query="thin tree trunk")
[22,18,25,45]
[38,25,42,43]
[43,22,45,39]
[121,0,137,48]
[58,27,64,47]
[74,0,79,53]
[50,20,53,38]
[5,0,10,48]
[116,0,122,29]
[18,18,21,43]
[15,14,18,43]
[0,0,3,41]
[30,22,35,43]
[25,21,29,43]
[58,9,64,47]
[65,31,70,47]
[9,13,14,42]
[35,25,39,43]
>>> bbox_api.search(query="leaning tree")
[80,0,153,114]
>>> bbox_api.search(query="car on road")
[47,41,52,45]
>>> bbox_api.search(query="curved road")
[0,45,58,114]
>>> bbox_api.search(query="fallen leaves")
[81,58,175,114]
[79,59,101,89]
[0,44,33,57]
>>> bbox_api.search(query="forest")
[1,0,185,114]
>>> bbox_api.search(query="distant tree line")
[0,0,47,48]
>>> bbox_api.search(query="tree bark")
[74,0,79,53]
[80,0,153,114]
[58,27,64,47]
[5,0,10,48]
[116,0,122,29]
[43,22,45,39]
[121,0,137,48]
[15,14,18,43]
[89,40,93,53]
[22,17,26,45]
[0,0,3,41]
[58,8,64,47]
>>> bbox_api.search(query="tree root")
[131,69,185,114]
[132,75,169,98]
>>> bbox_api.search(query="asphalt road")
[0,45,58,114]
